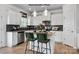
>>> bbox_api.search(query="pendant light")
[44,9,48,16]
[33,10,37,17]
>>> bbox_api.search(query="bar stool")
[37,33,51,54]
[25,32,37,54]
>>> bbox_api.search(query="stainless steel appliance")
[18,31,24,44]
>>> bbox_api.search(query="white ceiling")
[12,4,63,12]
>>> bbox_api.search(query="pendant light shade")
[33,10,37,17]
[44,9,48,16]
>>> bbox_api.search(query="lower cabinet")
[54,31,63,42]
[7,32,18,47]
[0,30,6,47]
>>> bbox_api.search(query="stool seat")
[38,39,50,43]
[28,38,37,41]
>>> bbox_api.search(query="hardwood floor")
[54,42,78,54]
[0,42,78,54]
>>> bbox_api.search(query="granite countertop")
[6,30,63,32]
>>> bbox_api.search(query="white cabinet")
[12,32,18,46]
[15,13,21,25]
[54,31,63,42]
[51,13,63,25]
[8,10,16,24]
[7,32,18,47]
[63,5,76,48]
[0,5,8,47]
[8,10,21,25]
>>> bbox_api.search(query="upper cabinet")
[7,10,21,25]
[7,5,27,25]
[51,13,63,25]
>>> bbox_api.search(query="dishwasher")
[18,31,24,44]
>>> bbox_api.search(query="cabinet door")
[51,13,63,25]
[54,32,62,42]
[0,10,7,47]
[8,10,21,25]
[15,13,21,25]
[1,16,7,47]
[7,32,12,47]
[63,5,76,48]
[1,31,7,47]
[12,32,18,46]
[8,10,16,24]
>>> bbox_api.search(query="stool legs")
[46,43,47,54]
[25,41,36,54]
[25,40,28,54]
[32,41,35,54]
[37,41,51,54]
[41,43,43,53]
[25,43,27,54]
[49,41,51,54]
[37,42,39,53]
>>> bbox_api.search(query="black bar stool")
[37,33,51,54]
[25,32,37,54]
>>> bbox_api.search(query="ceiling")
[12,4,63,12]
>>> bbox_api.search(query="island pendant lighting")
[44,9,48,16]
[33,10,37,17]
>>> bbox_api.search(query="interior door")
[63,5,76,48]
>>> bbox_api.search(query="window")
[20,17,28,27]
